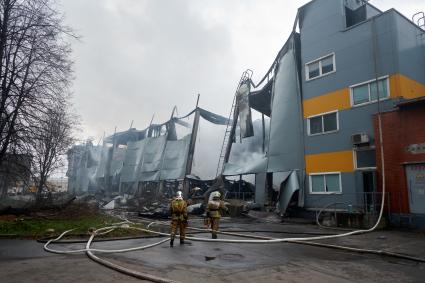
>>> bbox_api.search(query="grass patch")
[0,205,149,239]
[0,215,127,238]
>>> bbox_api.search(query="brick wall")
[374,101,425,214]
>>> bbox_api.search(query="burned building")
[66,0,424,226]
[66,107,230,199]
[220,0,425,226]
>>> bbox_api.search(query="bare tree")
[0,0,75,199]
[0,0,74,169]
[0,152,31,198]
[30,102,77,203]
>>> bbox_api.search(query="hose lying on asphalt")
[140,217,335,236]
[315,202,356,231]
[84,226,179,283]
[45,220,425,262]
[44,227,170,254]
[43,217,425,283]
[137,219,425,263]
[44,223,179,283]
[37,233,162,244]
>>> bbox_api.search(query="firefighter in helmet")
[206,191,228,239]
[169,191,188,247]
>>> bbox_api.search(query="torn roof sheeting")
[277,170,300,214]
[222,119,269,176]
[104,128,146,145]
[249,78,273,117]
[222,32,304,211]
[104,107,229,145]
[159,134,191,180]
[94,145,111,179]
[118,134,191,182]
[68,106,230,192]
[198,108,230,125]
[223,32,303,176]
[138,134,168,181]
[266,32,303,173]
[120,139,146,183]
[110,147,126,176]
[237,82,254,138]
[223,156,268,176]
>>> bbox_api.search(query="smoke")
[229,118,270,164]
[191,118,227,180]
[68,116,271,193]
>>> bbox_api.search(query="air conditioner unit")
[351,133,370,145]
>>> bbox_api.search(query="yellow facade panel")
[390,74,425,99]
[303,88,350,118]
[305,150,354,174]
[303,74,425,119]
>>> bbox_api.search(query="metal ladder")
[215,70,253,177]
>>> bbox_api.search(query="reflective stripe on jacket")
[170,199,188,221]
[207,200,226,218]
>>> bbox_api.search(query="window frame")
[353,146,377,170]
[350,76,390,107]
[309,172,342,194]
[305,53,336,81]
[307,110,339,136]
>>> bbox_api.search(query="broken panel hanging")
[236,82,254,138]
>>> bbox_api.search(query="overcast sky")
[59,0,423,143]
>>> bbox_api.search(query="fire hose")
[43,216,425,283]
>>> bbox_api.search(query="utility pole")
[183,94,201,197]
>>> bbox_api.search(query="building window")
[305,53,335,81]
[354,148,376,169]
[351,77,389,106]
[345,4,367,28]
[307,111,338,135]
[310,173,342,194]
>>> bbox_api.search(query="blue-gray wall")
[298,0,425,210]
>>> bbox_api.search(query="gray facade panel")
[267,34,304,173]
[394,13,425,85]
[302,12,399,100]
[304,99,394,155]
[366,4,381,18]
[298,1,421,211]
[302,16,343,48]
[301,0,344,39]
[304,172,365,209]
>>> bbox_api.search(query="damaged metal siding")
[237,82,254,138]
[67,108,230,194]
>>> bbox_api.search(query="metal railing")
[309,191,391,215]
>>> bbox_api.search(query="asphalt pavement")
[1,218,425,282]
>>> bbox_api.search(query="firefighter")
[169,191,188,247]
[206,191,228,239]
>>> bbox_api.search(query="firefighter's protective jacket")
[170,199,188,221]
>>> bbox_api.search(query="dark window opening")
[345,4,366,28]
[356,148,376,169]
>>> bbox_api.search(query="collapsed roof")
[67,107,230,194]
